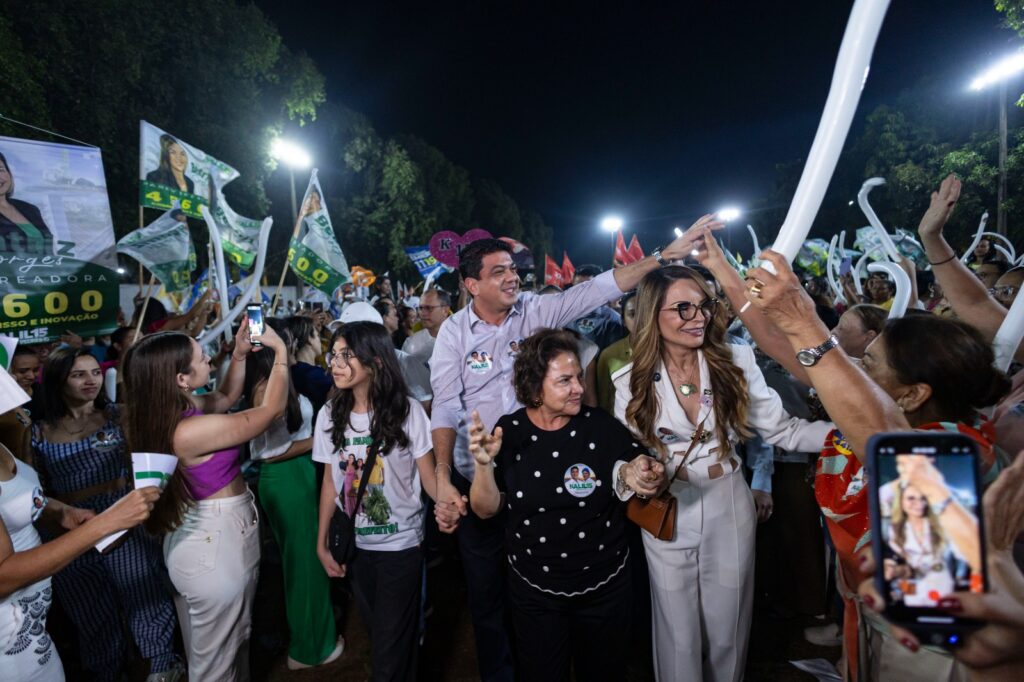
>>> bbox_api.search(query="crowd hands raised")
[1,174,1024,681]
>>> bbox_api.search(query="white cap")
[337,301,383,325]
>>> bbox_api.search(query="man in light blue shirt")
[430,225,720,680]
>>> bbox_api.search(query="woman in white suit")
[613,264,831,682]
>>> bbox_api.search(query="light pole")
[271,138,313,219]
[715,206,742,253]
[600,215,624,266]
[969,53,1024,236]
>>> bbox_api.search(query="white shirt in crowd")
[312,397,432,551]
[402,328,437,364]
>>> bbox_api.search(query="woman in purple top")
[121,320,289,682]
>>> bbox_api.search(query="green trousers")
[258,454,337,664]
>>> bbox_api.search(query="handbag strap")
[350,440,380,517]
[669,413,711,482]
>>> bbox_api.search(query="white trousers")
[164,490,260,682]
[643,455,755,682]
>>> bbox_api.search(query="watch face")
[797,349,817,367]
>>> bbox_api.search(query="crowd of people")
[2,173,1024,682]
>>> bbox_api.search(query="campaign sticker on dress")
[466,349,493,374]
[563,464,598,498]
[657,427,680,444]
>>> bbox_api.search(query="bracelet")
[273,362,289,368]
[231,353,246,362]
[928,252,957,266]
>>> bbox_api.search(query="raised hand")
[917,174,961,240]
[622,454,665,497]
[468,410,503,466]
[661,214,726,261]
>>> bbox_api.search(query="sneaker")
[803,622,842,647]
[146,662,186,682]
[287,636,345,670]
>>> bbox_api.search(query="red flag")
[545,255,564,286]
[613,230,630,267]
[627,234,644,262]
[561,252,575,283]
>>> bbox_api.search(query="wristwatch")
[930,495,953,516]
[796,334,840,367]
[652,247,668,267]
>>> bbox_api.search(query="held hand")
[744,251,825,337]
[96,487,161,533]
[917,174,961,240]
[623,455,665,497]
[316,544,346,578]
[252,323,287,356]
[233,315,253,356]
[692,227,732,278]
[435,493,468,535]
[855,548,922,653]
[468,410,502,466]
[895,455,948,503]
[661,214,725,261]
[752,490,773,523]
[60,505,96,530]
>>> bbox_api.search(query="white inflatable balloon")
[858,177,901,262]
[746,224,762,260]
[854,244,884,296]
[960,212,989,264]
[993,291,1024,371]
[770,0,891,263]
[200,206,234,341]
[198,214,274,343]
[980,232,1017,264]
[867,261,910,319]
[827,234,845,302]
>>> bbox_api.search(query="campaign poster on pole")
[0,136,119,343]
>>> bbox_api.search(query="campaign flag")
[627,234,644,263]
[139,121,239,219]
[209,187,262,269]
[117,203,197,297]
[613,230,630,266]
[499,237,535,271]
[561,252,575,283]
[0,336,17,371]
[545,255,564,287]
[404,245,452,282]
[287,169,351,296]
[228,270,270,305]
[0,136,120,343]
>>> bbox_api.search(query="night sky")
[256,0,1016,265]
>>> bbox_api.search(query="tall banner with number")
[287,169,350,295]
[0,136,119,343]
[117,204,197,309]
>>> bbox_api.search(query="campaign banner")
[138,121,238,219]
[117,204,196,298]
[288,169,351,295]
[0,136,119,343]
[209,185,261,269]
[404,245,452,282]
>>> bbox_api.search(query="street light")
[716,206,742,222]
[600,215,624,233]
[969,53,1024,235]
[271,138,312,220]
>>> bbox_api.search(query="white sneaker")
[287,636,345,670]
[803,622,842,647]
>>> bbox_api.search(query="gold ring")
[748,284,763,297]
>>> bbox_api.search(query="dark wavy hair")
[513,329,580,407]
[326,322,410,454]
[244,318,302,433]
[285,315,317,358]
[40,348,109,425]
[459,238,513,280]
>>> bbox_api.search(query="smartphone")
[867,432,987,648]
[839,256,853,277]
[246,303,265,346]
[312,301,324,312]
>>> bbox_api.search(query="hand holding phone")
[246,303,265,347]
[839,256,853,277]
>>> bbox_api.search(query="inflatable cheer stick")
[867,261,910,319]
[768,0,891,267]
[857,177,901,262]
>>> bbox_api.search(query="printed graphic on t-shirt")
[340,435,398,535]
[563,463,599,498]
[466,349,493,374]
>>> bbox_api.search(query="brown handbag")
[625,415,708,541]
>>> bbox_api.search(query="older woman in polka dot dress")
[469,329,665,682]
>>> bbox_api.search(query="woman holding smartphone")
[121,319,288,681]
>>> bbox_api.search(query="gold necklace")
[669,358,698,397]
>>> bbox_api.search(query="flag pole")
[270,204,306,315]
[134,273,157,339]
[137,206,145,295]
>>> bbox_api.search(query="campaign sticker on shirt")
[507,338,525,356]
[657,427,680,444]
[563,464,598,498]
[466,349,494,374]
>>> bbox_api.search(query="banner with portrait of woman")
[0,135,120,343]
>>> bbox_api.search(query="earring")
[533,398,543,407]
[896,399,905,413]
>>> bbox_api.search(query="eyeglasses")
[990,285,1019,299]
[326,349,357,367]
[660,298,718,322]
[417,304,443,313]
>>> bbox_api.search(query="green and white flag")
[139,121,238,219]
[117,204,197,295]
[0,336,17,371]
[288,169,350,295]
[210,186,261,269]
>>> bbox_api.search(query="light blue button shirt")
[430,271,624,479]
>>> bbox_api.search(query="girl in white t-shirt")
[313,321,461,682]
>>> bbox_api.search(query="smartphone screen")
[839,256,853,277]
[868,432,986,646]
[312,302,324,312]
[246,303,265,346]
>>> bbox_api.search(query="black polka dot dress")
[494,406,647,595]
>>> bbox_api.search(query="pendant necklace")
[677,360,698,397]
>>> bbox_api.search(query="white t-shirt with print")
[312,398,432,551]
